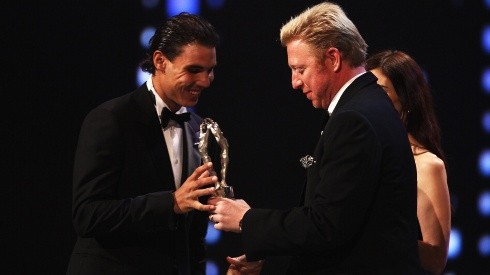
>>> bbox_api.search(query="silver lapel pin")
[300,155,316,168]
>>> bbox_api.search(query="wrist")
[172,192,183,214]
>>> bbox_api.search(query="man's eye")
[187,68,202,74]
[296,68,305,74]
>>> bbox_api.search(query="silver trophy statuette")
[198,118,234,198]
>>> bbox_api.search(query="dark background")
[5,0,489,274]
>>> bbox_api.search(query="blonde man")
[209,2,423,274]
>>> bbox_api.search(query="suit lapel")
[184,113,202,178]
[131,85,175,190]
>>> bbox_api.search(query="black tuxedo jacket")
[241,72,423,274]
[67,85,207,275]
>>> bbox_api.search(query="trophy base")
[215,186,234,199]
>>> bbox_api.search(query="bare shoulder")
[414,151,448,193]
[415,151,445,173]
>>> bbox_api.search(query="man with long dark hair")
[67,13,219,274]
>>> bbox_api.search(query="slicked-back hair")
[140,12,219,75]
[366,50,446,163]
[280,1,367,67]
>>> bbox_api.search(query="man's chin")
[311,101,322,109]
[182,99,199,108]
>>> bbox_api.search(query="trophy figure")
[198,118,234,198]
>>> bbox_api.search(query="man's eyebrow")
[185,64,205,70]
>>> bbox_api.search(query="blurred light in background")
[167,0,200,17]
[206,0,226,10]
[448,228,462,259]
[483,68,490,94]
[205,221,222,245]
[478,190,490,217]
[479,149,490,177]
[478,234,490,256]
[483,25,490,54]
[142,0,160,9]
[206,261,219,275]
[140,26,156,49]
[137,67,150,87]
[483,110,490,133]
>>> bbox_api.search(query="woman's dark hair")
[366,50,445,162]
[140,12,219,74]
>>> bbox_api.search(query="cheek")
[310,78,325,96]
[301,75,314,90]
[178,74,191,84]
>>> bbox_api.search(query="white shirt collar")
[327,72,365,115]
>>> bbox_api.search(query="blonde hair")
[280,2,367,67]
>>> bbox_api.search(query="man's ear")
[325,47,341,72]
[153,50,167,73]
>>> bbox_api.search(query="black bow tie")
[161,107,190,128]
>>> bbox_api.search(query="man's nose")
[292,77,303,89]
[198,72,213,88]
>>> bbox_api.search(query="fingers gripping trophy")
[198,118,235,198]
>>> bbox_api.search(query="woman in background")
[366,50,451,275]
